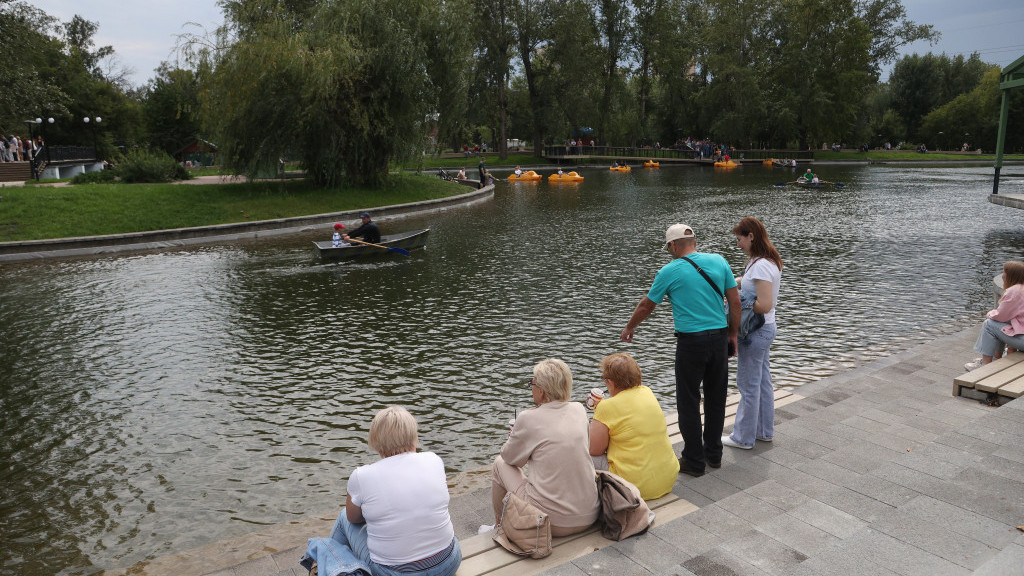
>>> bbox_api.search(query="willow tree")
[207,0,453,186]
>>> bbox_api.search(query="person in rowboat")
[331,223,349,248]
[343,212,381,244]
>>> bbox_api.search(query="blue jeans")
[301,512,461,576]
[730,323,777,447]
[974,318,1024,357]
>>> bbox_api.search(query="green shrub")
[116,149,192,183]
[71,169,118,185]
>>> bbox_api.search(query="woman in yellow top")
[589,353,679,499]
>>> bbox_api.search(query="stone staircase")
[0,161,31,183]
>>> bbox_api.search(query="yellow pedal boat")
[508,170,542,182]
[609,165,631,172]
[713,160,739,168]
[644,160,660,168]
[548,171,584,182]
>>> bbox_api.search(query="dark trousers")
[674,328,729,472]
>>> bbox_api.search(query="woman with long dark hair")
[723,217,783,450]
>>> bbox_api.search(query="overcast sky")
[29,0,1024,87]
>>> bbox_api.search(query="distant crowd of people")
[672,137,734,162]
[1,134,42,162]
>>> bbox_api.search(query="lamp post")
[84,116,102,159]
[23,118,42,178]
[42,117,53,166]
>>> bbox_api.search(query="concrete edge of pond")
[0,181,493,263]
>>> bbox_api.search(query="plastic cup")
[586,388,604,410]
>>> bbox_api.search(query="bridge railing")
[542,145,815,161]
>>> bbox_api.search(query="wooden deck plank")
[953,352,1024,395]
[994,375,1024,398]
[456,496,694,576]
[663,389,793,428]
[974,359,1024,393]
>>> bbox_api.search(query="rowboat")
[508,170,542,182]
[313,229,430,260]
[775,180,845,188]
[548,171,584,182]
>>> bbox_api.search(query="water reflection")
[1,164,1020,576]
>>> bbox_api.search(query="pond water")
[1,163,1022,576]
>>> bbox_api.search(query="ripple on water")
[1,165,1022,576]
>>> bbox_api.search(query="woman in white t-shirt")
[723,217,783,450]
[301,406,461,576]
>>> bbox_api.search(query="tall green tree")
[511,0,554,157]
[889,52,990,142]
[142,64,203,156]
[0,1,68,129]
[693,0,773,147]
[595,0,631,145]
[543,0,603,143]
[921,65,1024,153]
[766,0,874,149]
[206,0,444,186]
[471,0,516,157]
[422,0,475,158]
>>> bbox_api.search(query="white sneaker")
[478,524,495,534]
[964,359,983,372]
[722,435,753,450]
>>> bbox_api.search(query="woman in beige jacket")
[491,358,600,536]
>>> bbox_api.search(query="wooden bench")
[953,351,1024,402]
[455,387,802,576]
[455,493,696,576]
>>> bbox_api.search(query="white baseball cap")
[665,224,695,246]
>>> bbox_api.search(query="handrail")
[44,145,97,163]
[542,145,814,161]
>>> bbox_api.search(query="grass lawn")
[0,172,467,242]
[817,151,1024,161]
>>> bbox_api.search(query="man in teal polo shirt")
[621,224,740,477]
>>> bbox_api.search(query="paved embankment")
[108,324,1024,576]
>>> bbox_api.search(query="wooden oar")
[774,181,798,186]
[820,180,845,187]
[345,237,410,256]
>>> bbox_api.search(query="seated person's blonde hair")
[600,353,642,390]
[532,358,573,402]
[368,406,418,458]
